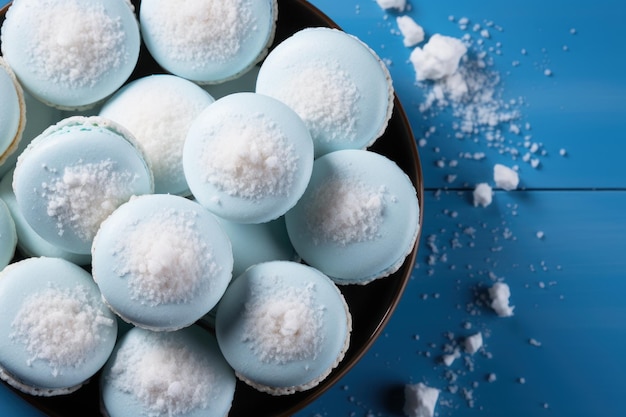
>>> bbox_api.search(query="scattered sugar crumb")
[493,164,519,191]
[458,17,470,30]
[488,282,514,317]
[375,0,406,12]
[464,332,483,354]
[442,348,461,366]
[396,16,425,47]
[529,338,542,347]
[473,183,493,207]
[409,34,467,81]
[536,231,545,239]
[403,383,440,417]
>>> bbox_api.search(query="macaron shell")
[140,0,277,84]
[12,116,154,255]
[0,0,140,110]
[0,91,62,179]
[215,261,351,394]
[100,326,236,417]
[0,257,117,394]
[0,169,91,265]
[216,216,297,278]
[256,27,394,158]
[284,149,420,284]
[183,92,314,224]
[91,194,234,331]
[100,74,215,196]
[0,198,17,270]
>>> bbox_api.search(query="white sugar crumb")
[472,183,493,207]
[10,285,110,376]
[487,373,497,382]
[403,382,440,417]
[416,44,521,142]
[410,34,468,81]
[201,113,298,199]
[442,348,461,366]
[536,230,545,239]
[464,332,483,354]
[242,282,323,364]
[143,0,256,67]
[112,208,219,306]
[305,177,387,246]
[559,148,567,156]
[396,16,425,47]
[109,331,216,416]
[271,61,360,144]
[493,163,519,191]
[26,0,127,88]
[42,160,139,241]
[489,282,515,317]
[529,338,542,347]
[376,0,407,12]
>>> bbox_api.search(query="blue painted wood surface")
[1,0,625,416]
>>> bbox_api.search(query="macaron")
[0,197,17,270]
[183,92,314,224]
[256,27,394,158]
[215,261,351,395]
[0,169,91,265]
[284,149,420,285]
[100,325,236,417]
[0,0,140,109]
[12,115,154,255]
[140,0,277,84]
[0,57,25,170]
[91,194,233,331]
[100,74,215,195]
[216,216,297,278]
[0,257,118,396]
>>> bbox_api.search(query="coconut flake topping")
[25,0,128,88]
[271,60,360,144]
[144,0,256,67]
[42,159,139,241]
[242,280,323,364]
[108,331,216,416]
[112,208,219,306]
[200,113,298,200]
[10,284,113,376]
[305,177,387,246]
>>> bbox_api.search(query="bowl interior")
[0,0,424,416]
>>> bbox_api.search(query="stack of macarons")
[0,0,421,415]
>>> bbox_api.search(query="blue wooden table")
[1,0,625,416]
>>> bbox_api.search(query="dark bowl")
[0,0,424,416]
